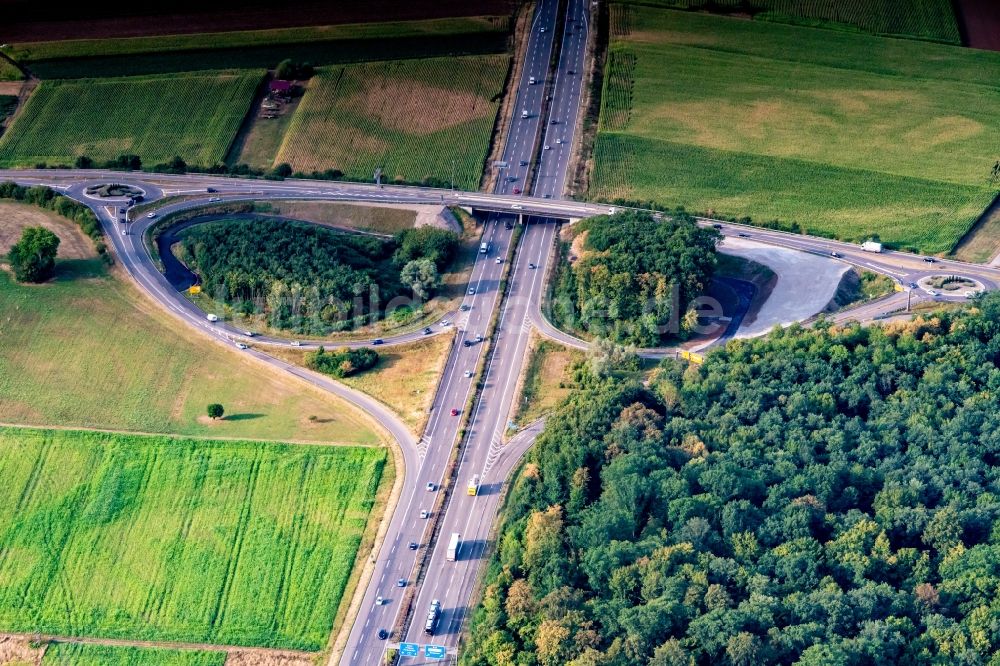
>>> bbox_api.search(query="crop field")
[591,6,1000,252]
[275,55,508,189]
[0,59,22,81]
[615,0,960,42]
[0,203,380,444]
[0,71,262,168]
[3,17,510,79]
[42,643,225,666]
[0,426,386,649]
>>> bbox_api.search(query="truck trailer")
[447,533,460,562]
[862,241,883,253]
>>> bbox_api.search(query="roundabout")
[917,273,985,298]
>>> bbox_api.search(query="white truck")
[424,599,441,635]
[862,241,883,253]
[446,533,460,562]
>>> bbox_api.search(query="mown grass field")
[0,71,262,168]
[513,337,583,427]
[0,204,380,444]
[591,6,1000,253]
[42,644,225,666]
[275,55,508,189]
[3,17,510,79]
[615,0,960,42]
[0,426,386,650]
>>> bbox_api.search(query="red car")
[450,408,460,416]
[512,187,521,194]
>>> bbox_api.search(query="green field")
[275,55,508,188]
[591,7,1000,252]
[42,644,225,666]
[0,59,22,81]
[0,71,263,168]
[3,17,509,79]
[0,426,385,649]
[615,0,960,42]
[0,205,381,444]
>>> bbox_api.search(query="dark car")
[372,339,384,345]
[528,263,536,269]
[459,304,470,311]
[463,340,473,347]
[377,629,389,640]
[409,542,419,550]
[712,223,723,230]
[567,69,576,75]
[423,327,432,335]
[519,160,529,167]
[512,187,522,194]
[909,282,918,289]
[397,578,406,588]
[206,187,217,193]
[505,221,514,230]
[738,233,750,238]
[923,257,936,263]
[450,408,460,416]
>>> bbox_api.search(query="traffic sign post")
[399,643,419,657]
[424,645,447,660]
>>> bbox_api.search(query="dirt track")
[3,0,515,42]
[954,0,1000,51]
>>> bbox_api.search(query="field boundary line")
[0,632,314,657]
[0,421,381,449]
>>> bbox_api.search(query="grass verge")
[41,643,225,666]
[512,334,583,426]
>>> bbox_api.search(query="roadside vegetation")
[550,210,719,346]
[0,71,263,168]
[41,644,225,666]
[0,203,381,443]
[512,337,584,427]
[2,17,510,79]
[0,426,386,650]
[275,55,508,189]
[175,218,458,334]
[260,200,419,234]
[590,6,1000,253]
[466,295,1000,665]
[614,0,960,42]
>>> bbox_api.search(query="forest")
[550,211,719,347]
[465,296,1000,665]
[176,218,457,333]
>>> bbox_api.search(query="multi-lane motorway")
[2,0,999,662]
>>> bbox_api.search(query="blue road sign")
[399,642,419,657]
[424,644,447,660]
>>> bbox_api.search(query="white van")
[206,314,219,322]
[480,242,488,254]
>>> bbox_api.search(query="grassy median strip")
[0,426,386,650]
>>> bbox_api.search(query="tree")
[74,155,93,169]
[207,403,225,419]
[275,59,314,81]
[8,226,59,283]
[400,258,439,299]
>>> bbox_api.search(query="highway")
[2,0,999,660]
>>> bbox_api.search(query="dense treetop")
[465,296,1000,665]
[552,211,719,347]
[176,217,457,333]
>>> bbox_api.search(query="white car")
[236,343,248,350]
[290,340,301,346]
[420,509,430,519]
[464,370,473,378]
[543,145,551,150]
[426,482,436,492]
[495,257,502,264]
[121,230,127,236]
[209,197,221,202]
[441,320,451,327]
[468,287,476,295]
[556,138,563,144]
[375,596,384,606]
[146,212,156,218]
[512,204,523,210]
[540,27,547,33]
